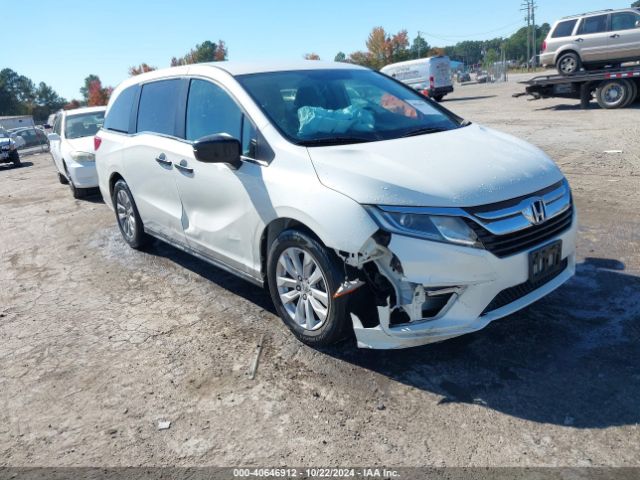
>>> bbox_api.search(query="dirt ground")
[1,75,639,468]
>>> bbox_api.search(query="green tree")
[33,82,66,120]
[334,52,347,62]
[632,1,640,7]
[0,69,66,120]
[409,35,430,59]
[171,40,228,66]
[304,53,321,60]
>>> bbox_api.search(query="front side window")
[186,79,243,142]
[64,112,105,139]
[578,14,608,35]
[137,79,181,136]
[236,69,461,146]
[611,12,640,31]
[552,19,578,38]
[104,85,137,133]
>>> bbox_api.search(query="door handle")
[155,153,172,166]
[610,34,620,38]
[576,38,584,42]
[175,160,194,174]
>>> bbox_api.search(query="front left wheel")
[267,229,350,347]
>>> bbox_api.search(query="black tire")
[9,150,20,167]
[69,179,86,199]
[556,52,581,75]
[63,162,86,199]
[58,172,69,184]
[267,229,350,347]
[433,95,444,102]
[622,80,638,108]
[596,79,633,109]
[112,179,150,249]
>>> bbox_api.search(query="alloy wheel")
[116,189,136,240]
[276,247,330,331]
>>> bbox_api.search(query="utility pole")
[417,31,425,58]
[531,1,537,68]
[521,0,538,70]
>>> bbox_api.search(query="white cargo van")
[381,56,454,101]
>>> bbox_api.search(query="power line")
[418,19,525,41]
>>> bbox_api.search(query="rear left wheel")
[112,179,150,249]
[267,229,350,347]
[556,52,581,75]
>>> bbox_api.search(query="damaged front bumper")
[347,215,577,349]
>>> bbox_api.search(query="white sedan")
[48,106,105,198]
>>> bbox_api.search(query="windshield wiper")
[297,136,375,147]
[400,127,448,138]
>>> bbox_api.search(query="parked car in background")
[9,126,49,150]
[541,8,640,75]
[95,61,576,350]
[381,56,454,101]
[456,71,471,83]
[0,129,20,166]
[48,106,105,198]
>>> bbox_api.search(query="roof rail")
[561,9,614,19]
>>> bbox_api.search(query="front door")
[172,78,268,277]
[609,10,640,59]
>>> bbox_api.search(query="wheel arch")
[108,172,125,201]
[259,217,325,278]
[554,48,581,65]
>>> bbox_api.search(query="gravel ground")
[1,75,639,467]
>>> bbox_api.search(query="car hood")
[65,136,94,153]
[307,124,564,207]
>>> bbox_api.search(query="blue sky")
[8,0,633,100]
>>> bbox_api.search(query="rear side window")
[137,79,182,136]
[552,19,578,38]
[611,12,640,31]
[577,14,608,35]
[104,86,136,133]
[185,79,242,141]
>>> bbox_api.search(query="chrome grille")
[465,180,574,258]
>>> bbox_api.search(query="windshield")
[64,111,105,139]
[236,69,462,146]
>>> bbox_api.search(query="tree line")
[309,23,550,68]
[0,40,228,122]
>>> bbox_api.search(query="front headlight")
[366,206,481,248]
[70,151,95,162]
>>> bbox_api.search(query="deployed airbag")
[297,105,374,136]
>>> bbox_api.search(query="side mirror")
[193,134,242,169]
[47,133,60,142]
[43,124,52,129]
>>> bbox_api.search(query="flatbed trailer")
[515,65,640,109]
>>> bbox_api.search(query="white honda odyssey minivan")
[95,61,577,349]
